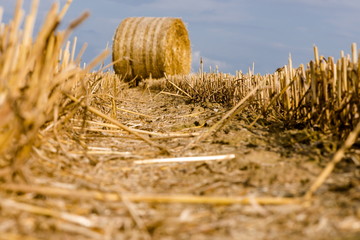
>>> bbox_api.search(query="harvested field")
[0,1,360,240]
[1,83,360,240]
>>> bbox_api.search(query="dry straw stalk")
[112,17,191,81]
[0,183,300,205]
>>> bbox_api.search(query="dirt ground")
[1,86,360,240]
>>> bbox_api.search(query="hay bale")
[112,17,191,81]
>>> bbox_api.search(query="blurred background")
[1,0,360,74]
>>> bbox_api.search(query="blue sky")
[1,0,360,74]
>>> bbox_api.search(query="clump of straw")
[0,0,90,180]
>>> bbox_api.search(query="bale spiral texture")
[112,17,191,81]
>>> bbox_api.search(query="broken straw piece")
[133,154,236,165]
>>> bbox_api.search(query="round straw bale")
[112,17,191,81]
